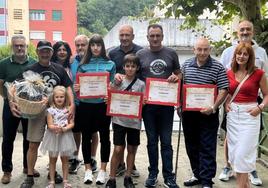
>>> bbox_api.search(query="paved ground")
[0,132,268,188]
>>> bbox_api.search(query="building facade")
[29,0,77,51]
[0,0,8,45]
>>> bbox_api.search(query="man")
[181,38,228,188]
[219,20,267,186]
[68,34,99,174]
[0,35,38,184]
[137,24,181,188]
[15,40,74,188]
[108,25,142,177]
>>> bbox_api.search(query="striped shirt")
[182,56,229,90]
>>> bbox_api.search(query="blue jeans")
[142,104,174,179]
[1,99,28,172]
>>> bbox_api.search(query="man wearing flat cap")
[15,40,74,188]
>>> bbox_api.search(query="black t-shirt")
[25,62,72,93]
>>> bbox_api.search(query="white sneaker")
[96,170,108,185]
[249,170,262,186]
[218,167,233,181]
[84,169,93,184]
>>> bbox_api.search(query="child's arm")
[47,113,60,134]
[61,118,74,133]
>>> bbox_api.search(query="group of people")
[0,20,267,188]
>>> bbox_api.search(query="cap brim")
[37,46,53,51]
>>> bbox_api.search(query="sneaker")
[69,159,81,174]
[218,167,233,181]
[116,163,126,177]
[144,174,158,187]
[90,159,97,173]
[96,170,108,185]
[183,176,201,186]
[84,169,93,184]
[124,176,135,188]
[47,171,63,184]
[163,177,179,188]
[249,170,262,186]
[20,176,34,188]
[1,172,11,184]
[105,179,116,188]
[131,165,140,177]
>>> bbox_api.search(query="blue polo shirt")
[108,43,142,73]
[182,56,229,90]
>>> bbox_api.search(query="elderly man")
[108,25,143,177]
[18,40,74,188]
[0,35,37,184]
[219,20,268,186]
[182,38,228,188]
[137,24,181,188]
[69,34,99,174]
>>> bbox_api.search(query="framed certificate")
[76,72,110,99]
[145,78,181,106]
[107,90,143,119]
[183,84,217,111]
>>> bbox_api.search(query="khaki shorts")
[27,110,47,142]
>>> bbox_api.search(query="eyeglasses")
[13,44,26,48]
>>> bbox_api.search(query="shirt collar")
[10,55,29,64]
[189,56,213,67]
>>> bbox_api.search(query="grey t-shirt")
[112,78,145,130]
[137,46,180,81]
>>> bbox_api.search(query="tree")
[159,0,268,51]
[77,0,157,35]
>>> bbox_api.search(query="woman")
[51,41,72,78]
[225,42,268,188]
[74,34,115,185]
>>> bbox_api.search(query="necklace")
[235,71,247,82]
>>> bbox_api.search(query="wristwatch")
[211,105,216,114]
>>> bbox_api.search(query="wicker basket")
[14,95,46,119]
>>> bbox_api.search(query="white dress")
[40,107,77,157]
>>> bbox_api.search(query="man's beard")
[240,35,251,42]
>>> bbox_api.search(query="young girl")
[40,86,77,188]
[106,54,145,188]
[75,34,116,185]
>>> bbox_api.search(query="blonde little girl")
[40,86,77,188]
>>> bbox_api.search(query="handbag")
[220,73,251,131]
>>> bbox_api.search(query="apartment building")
[0,0,8,45]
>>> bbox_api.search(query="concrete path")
[0,132,267,188]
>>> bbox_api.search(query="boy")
[106,54,145,188]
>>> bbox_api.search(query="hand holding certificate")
[145,78,181,106]
[76,72,110,99]
[106,90,143,119]
[183,84,216,111]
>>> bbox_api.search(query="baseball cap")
[37,40,53,51]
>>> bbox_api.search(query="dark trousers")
[79,102,111,164]
[182,111,219,186]
[1,99,28,172]
[142,104,174,179]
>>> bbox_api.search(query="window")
[52,10,62,21]
[29,10,45,20]
[0,0,5,8]
[13,9,22,19]
[53,31,62,41]
[30,31,45,40]
[0,36,7,45]
[14,30,23,34]
[0,15,6,30]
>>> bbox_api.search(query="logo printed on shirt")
[41,71,61,93]
[150,59,167,75]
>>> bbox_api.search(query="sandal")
[63,180,72,188]
[46,181,55,188]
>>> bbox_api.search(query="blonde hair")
[49,86,69,108]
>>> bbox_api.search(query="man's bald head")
[194,38,211,65]
[119,25,134,50]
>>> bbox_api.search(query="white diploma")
[147,80,179,105]
[79,75,108,97]
[109,92,142,118]
[185,87,215,109]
